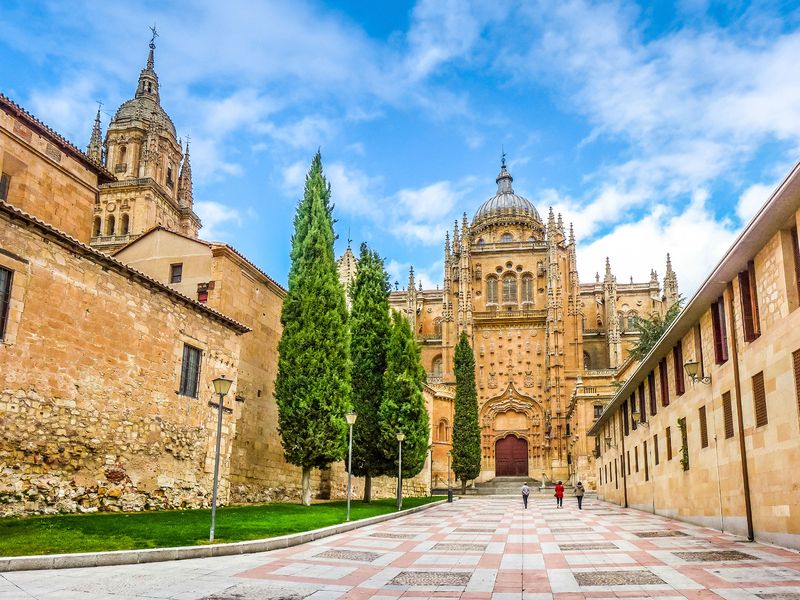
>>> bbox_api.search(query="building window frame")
[648,371,657,416]
[170,263,183,284]
[178,343,202,398]
[753,371,768,427]
[0,267,13,341]
[738,260,761,342]
[0,172,9,201]
[722,391,734,439]
[711,298,729,364]
[659,357,670,407]
[673,340,686,396]
[699,405,709,448]
[502,274,517,304]
[486,276,498,305]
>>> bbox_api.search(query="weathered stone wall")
[0,211,245,516]
[0,102,101,244]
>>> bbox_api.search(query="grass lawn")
[0,496,444,557]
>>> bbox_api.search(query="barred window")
[502,275,517,303]
[723,391,734,439]
[179,344,202,398]
[699,405,709,448]
[521,275,533,303]
[0,267,12,341]
[753,371,767,427]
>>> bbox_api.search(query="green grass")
[0,496,444,557]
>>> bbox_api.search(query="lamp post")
[209,375,233,543]
[345,411,357,521]
[447,449,453,503]
[396,431,405,510]
[684,360,711,385]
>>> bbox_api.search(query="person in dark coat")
[521,482,530,508]
[575,481,585,509]
[554,481,564,508]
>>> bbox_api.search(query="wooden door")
[495,436,528,476]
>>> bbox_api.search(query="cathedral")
[88,33,200,254]
[340,160,680,487]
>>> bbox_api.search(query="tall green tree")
[378,311,430,480]
[349,242,392,502]
[628,297,684,361]
[275,151,351,506]
[452,331,481,494]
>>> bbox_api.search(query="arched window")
[522,275,533,303]
[119,145,126,163]
[120,214,130,235]
[438,419,449,442]
[434,318,442,338]
[93,217,101,237]
[584,352,591,370]
[486,277,498,304]
[627,311,638,330]
[431,355,443,377]
[500,232,513,243]
[106,215,116,236]
[503,275,517,304]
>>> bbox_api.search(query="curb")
[0,499,448,573]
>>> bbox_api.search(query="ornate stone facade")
[341,159,679,489]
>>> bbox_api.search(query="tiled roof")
[0,92,115,182]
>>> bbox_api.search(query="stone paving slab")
[3,496,800,598]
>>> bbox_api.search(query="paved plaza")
[2,496,800,599]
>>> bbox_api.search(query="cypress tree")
[452,331,481,494]
[378,311,430,481]
[275,151,351,506]
[349,242,392,502]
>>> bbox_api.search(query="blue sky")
[2,1,800,294]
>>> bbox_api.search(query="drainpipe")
[620,414,628,508]
[726,282,754,541]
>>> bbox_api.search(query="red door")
[495,436,528,476]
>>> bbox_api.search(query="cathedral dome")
[111,96,177,139]
[472,161,541,230]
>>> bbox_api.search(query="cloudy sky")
[2,1,800,294]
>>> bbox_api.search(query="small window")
[621,402,629,436]
[521,275,533,303]
[679,417,689,470]
[614,459,618,489]
[93,216,101,237]
[638,382,646,424]
[659,357,670,406]
[120,214,130,235]
[197,290,208,303]
[486,277,498,304]
[434,318,442,338]
[431,355,443,377]
[666,426,673,460]
[438,419,449,442]
[502,275,517,303]
[694,323,705,379]
[500,233,513,242]
[673,340,685,396]
[739,260,761,342]
[653,434,659,465]
[753,371,767,427]
[593,404,602,419]
[711,298,729,364]
[166,163,174,188]
[106,214,116,236]
[722,391,734,439]
[0,267,13,341]
[179,344,202,398]
[0,172,10,200]
[794,349,800,422]
[170,263,183,284]
[699,405,709,448]
[643,440,649,481]
[648,371,657,416]
[635,446,639,472]
[627,450,631,475]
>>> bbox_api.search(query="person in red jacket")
[554,481,564,508]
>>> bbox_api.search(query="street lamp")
[396,431,405,510]
[447,449,453,503]
[209,375,233,543]
[684,360,711,384]
[345,411,357,521]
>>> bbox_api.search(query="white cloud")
[386,258,444,292]
[736,183,774,223]
[578,190,738,295]
[195,200,242,240]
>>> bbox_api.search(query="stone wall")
[0,208,246,516]
[0,99,103,244]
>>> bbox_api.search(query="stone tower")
[89,31,201,253]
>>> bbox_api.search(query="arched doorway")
[495,436,528,476]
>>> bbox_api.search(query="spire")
[664,253,679,306]
[177,140,193,208]
[136,26,160,102]
[604,257,613,281]
[408,266,415,291]
[445,231,451,258]
[557,212,564,232]
[568,222,575,245]
[453,219,460,250]
[495,156,514,195]
[87,104,103,163]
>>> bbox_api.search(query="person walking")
[554,480,564,508]
[521,482,530,509]
[575,481,585,510]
